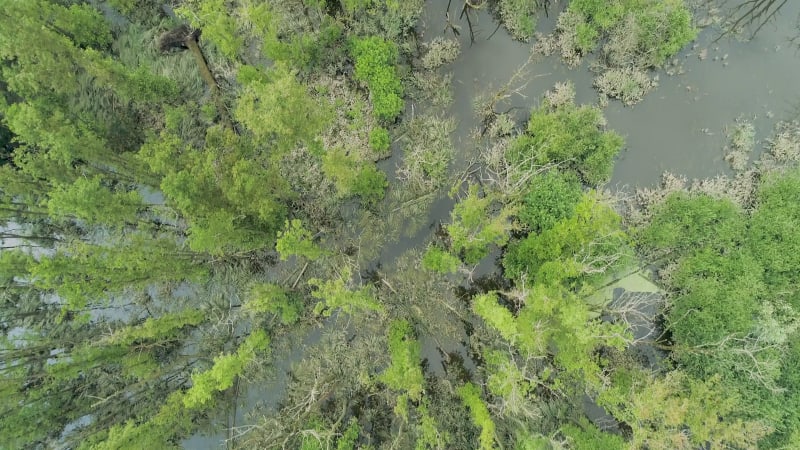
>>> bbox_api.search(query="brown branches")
[714,0,790,42]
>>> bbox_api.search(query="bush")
[369,126,391,153]
[350,36,405,121]
[567,0,696,68]
[509,101,623,186]
[518,171,582,233]
[422,246,460,274]
[497,0,539,42]
[352,164,388,204]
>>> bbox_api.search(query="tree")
[309,269,383,317]
[458,383,497,450]
[380,320,425,418]
[235,64,330,154]
[509,99,624,186]
[504,193,630,288]
[446,185,515,265]
[276,219,327,261]
[350,36,404,121]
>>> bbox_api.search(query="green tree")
[350,36,404,121]
[509,100,623,185]
[276,219,327,261]
[309,269,383,316]
[458,383,497,450]
[447,185,515,265]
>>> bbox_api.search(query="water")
[421,0,800,189]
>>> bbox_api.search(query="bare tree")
[713,0,790,41]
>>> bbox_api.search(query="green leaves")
[183,330,270,409]
[472,293,519,345]
[309,269,383,317]
[276,219,326,261]
[567,0,696,67]
[47,176,144,226]
[176,0,243,59]
[447,185,515,265]
[235,64,329,152]
[322,146,387,203]
[518,170,582,233]
[421,245,461,274]
[510,101,623,186]
[245,283,302,325]
[504,193,629,287]
[350,36,404,121]
[458,383,497,450]
[380,320,425,403]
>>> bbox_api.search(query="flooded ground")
[184,2,800,447]
[421,0,800,188]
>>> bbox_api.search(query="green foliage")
[510,101,623,186]
[309,269,383,316]
[322,147,387,203]
[380,320,425,402]
[276,219,326,261]
[567,0,697,67]
[518,171,582,232]
[415,401,451,449]
[352,164,388,204]
[618,372,771,449]
[497,0,540,41]
[447,185,515,265]
[749,171,800,297]
[47,176,144,226]
[245,283,302,325]
[29,233,208,310]
[422,245,461,274]
[504,193,629,287]
[350,36,404,121]
[669,249,762,348]
[638,171,800,445]
[561,418,625,450]
[142,123,291,254]
[105,310,205,346]
[235,64,330,153]
[177,0,243,59]
[458,383,497,450]
[369,126,391,153]
[473,293,519,345]
[637,193,745,256]
[335,418,360,449]
[183,330,270,409]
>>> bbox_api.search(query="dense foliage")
[1,0,797,449]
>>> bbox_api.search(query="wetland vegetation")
[2,0,800,449]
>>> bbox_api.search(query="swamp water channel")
[184,1,800,447]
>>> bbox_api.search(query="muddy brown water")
[184,2,800,447]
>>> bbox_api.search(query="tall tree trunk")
[184,37,235,130]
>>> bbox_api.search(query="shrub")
[420,37,460,70]
[422,246,460,274]
[509,101,623,186]
[350,36,405,121]
[352,164,388,204]
[518,171,582,233]
[497,0,540,41]
[369,126,391,153]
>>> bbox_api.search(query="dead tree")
[713,0,790,41]
[157,25,234,130]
